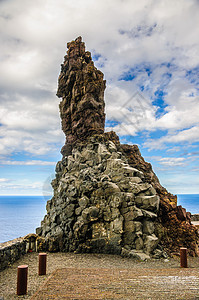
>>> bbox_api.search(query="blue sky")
[0,0,199,195]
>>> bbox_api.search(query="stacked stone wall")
[0,234,46,271]
[0,238,26,271]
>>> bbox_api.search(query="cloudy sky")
[0,0,199,196]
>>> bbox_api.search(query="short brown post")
[180,247,188,268]
[17,265,28,295]
[38,253,47,275]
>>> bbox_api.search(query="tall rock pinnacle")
[57,36,106,152]
[36,37,198,258]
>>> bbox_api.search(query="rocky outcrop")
[37,134,161,259]
[37,37,198,258]
[121,144,199,256]
[57,36,105,155]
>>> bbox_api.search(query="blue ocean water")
[177,194,199,214]
[0,194,199,244]
[0,196,47,243]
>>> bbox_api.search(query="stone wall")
[0,234,46,271]
[0,237,26,271]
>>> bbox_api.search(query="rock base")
[37,134,162,258]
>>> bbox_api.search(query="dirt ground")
[1,252,199,299]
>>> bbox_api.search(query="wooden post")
[17,265,28,295]
[180,247,188,268]
[38,253,47,275]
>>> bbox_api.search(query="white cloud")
[155,157,186,167]
[0,178,10,183]
[166,146,181,153]
[0,0,199,190]
[0,92,65,156]
[145,126,199,150]
[105,85,157,135]
[1,160,56,166]
[0,180,44,194]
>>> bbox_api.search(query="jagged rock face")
[38,134,160,258]
[57,36,105,152]
[121,144,199,256]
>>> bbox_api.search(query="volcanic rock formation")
[57,36,105,155]
[37,37,198,258]
[120,144,198,256]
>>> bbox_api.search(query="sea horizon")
[0,195,47,244]
[0,194,199,244]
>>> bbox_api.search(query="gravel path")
[1,252,199,299]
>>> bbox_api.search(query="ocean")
[177,194,199,215]
[0,196,47,244]
[0,194,199,244]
